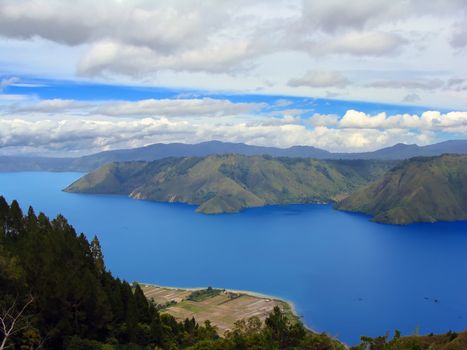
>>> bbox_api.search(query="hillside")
[2,198,467,349]
[64,155,396,214]
[336,154,467,224]
[0,197,346,349]
[2,139,466,172]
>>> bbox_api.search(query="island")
[64,154,395,214]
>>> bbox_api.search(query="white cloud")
[367,79,443,90]
[0,0,467,108]
[77,40,256,76]
[0,108,465,156]
[338,109,467,131]
[319,31,406,56]
[451,24,467,48]
[301,0,467,33]
[309,113,339,127]
[0,77,19,91]
[288,71,350,88]
[9,98,267,118]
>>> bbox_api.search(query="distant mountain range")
[336,154,467,224]
[65,155,396,214]
[1,139,467,172]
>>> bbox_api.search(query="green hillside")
[65,155,396,214]
[336,154,467,224]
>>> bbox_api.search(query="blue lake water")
[1,171,467,344]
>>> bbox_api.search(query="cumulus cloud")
[288,71,350,88]
[309,113,339,127]
[316,31,407,56]
[77,40,256,76]
[0,108,465,156]
[0,0,224,49]
[338,109,467,131]
[0,115,433,156]
[0,0,460,79]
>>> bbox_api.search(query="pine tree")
[90,235,105,275]
[0,197,9,239]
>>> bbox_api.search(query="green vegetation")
[350,330,467,350]
[336,154,467,224]
[0,197,346,349]
[187,287,223,302]
[65,155,396,214]
[1,197,466,349]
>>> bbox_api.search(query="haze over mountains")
[2,139,467,172]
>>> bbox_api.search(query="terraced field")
[140,285,296,334]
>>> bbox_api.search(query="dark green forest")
[1,197,466,349]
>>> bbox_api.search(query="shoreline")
[139,282,307,331]
[138,282,351,345]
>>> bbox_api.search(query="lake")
[1,171,467,344]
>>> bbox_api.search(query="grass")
[139,284,297,334]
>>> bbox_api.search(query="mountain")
[1,139,466,172]
[336,154,467,224]
[340,140,467,160]
[65,155,396,214]
[0,155,75,172]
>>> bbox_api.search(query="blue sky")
[0,1,466,156]
[4,76,448,114]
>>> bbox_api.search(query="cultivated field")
[140,284,295,334]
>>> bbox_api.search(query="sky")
[0,0,466,156]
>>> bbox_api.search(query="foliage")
[350,330,467,350]
[187,288,223,302]
[0,197,344,349]
[65,155,396,214]
[336,154,467,224]
[1,197,466,349]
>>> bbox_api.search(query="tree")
[0,197,9,239]
[90,236,105,275]
[0,296,34,350]
[7,200,23,237]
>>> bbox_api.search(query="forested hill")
[0,197,345,349]
[64,155,396,214]
[336,154,467,224]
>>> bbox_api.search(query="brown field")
[140,284,295,334]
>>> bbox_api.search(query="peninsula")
[64,154,395,214]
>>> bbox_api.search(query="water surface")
[1,172,467,344]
